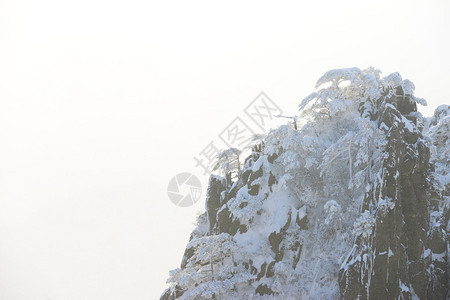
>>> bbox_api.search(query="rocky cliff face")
[339,87,448,299]
[161,68,449,300]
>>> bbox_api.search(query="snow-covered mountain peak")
[162,68,449,300]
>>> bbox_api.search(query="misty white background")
[0,0,449,299]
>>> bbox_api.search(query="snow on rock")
[352,210,375,238]
[161,68,449,300]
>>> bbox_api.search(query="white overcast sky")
[0,0,449,299]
